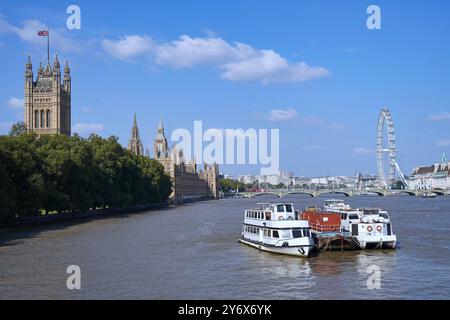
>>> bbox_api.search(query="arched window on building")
[46,110,51,128]
[40,110,44,128]
[34,110,39,128]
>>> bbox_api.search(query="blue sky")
[0,0,449,177]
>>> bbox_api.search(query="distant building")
[257,171,293,187]
[127,114,144,156]
[238,175,257,185]
[408,154,450,190]
[152,121,219,202]
[24,55,71,136]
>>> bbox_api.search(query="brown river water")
[0,195,449,299]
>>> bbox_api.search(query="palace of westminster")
[23,55,219,202]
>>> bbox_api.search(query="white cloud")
[353,148,375,155]
[73,123,104,135]
[428,111,450,121]
[254,108,299,122]
[155,35,249,68]
[436,139,450,147]
[101,35,154,61]
[268,108,299,122]
[1,17,80,53]
[102,34,330,84]
[221,50,329,84]
[6,97,24,109]
[303,145,327,151]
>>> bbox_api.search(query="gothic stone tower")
[127,113,144,156]
[203,163,220,199]
[154,120,169,159]
[24,55,71,136]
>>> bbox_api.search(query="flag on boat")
[37,30,48,36]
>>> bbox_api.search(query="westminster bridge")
[236,188,449,198]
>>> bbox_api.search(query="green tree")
[0,132,173,223]
[9,122,27,136]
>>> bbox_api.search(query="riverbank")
[0,196,221,229]
[0,203,169,229]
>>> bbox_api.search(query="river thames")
[0,196,449,299]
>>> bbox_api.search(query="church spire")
[127,113,144,156]
[158,120,164,132]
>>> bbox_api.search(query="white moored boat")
[324,199,351,211]
[324,200,397,249]
[239,203,315,257]
[422,192,437,198]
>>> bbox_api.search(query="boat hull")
[238,238,315,258]
[313,232,360,251]
[357,235,397,249]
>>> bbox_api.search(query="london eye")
[376,109,407,188]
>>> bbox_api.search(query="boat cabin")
[245,203,296,221]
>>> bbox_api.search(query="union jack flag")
[37,30,48,36]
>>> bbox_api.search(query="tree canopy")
[0,127,172,222]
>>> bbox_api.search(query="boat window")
[280,230,291,238]
[349,214,359,220]
[277,205,285,212]
[268,230,272,237]
[292,229,303,238]
[285,205,293,213]
[380,213,389,219]
[273,231,279,238]
[265,212,271,220]
[342,213,347,220]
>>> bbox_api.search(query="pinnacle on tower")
[26,55,32,69]
[127,113,144,156]
[25,55,33,78]
[54,54,60,68]
[64,60,70,73]
[38,62,44,77]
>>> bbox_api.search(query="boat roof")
[324,199,346,202]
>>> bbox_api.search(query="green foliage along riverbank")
[0,123,172,223]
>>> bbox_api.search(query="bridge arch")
[283,191,315,198]
[395,190,416,196]
[316,190,352,197]
[432,190,446,196]
[251,192,282,198]
[364,190,386,197]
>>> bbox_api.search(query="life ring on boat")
[367,226,373,232]
[376,225,383,232]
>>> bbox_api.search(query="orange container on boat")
[301,210,341,233]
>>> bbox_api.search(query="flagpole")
[47,26,50,63]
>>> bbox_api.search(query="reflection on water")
[0,196,449,299]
